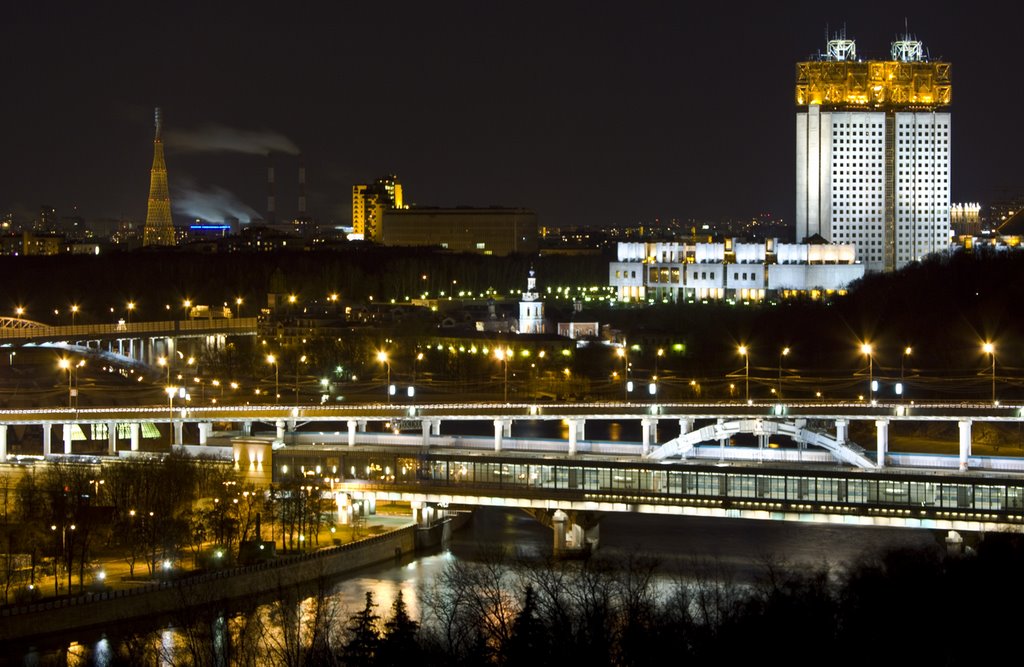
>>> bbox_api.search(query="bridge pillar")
[431,419,442,436]
[347,420,357,447]
[552,509,568,556]
[241,421,252,436]
[43,422,52,456]
[641,417,655,456]
[107,420,117,455]
[421,420,431,448]
[0,424,6,462]
[275,420,286,445]
[287,418,297,432]
[958,420,972,472]
[198,422,212,445]
[63,424,73,454]
[758,433,769,462]
[567,419,585,455]
[130,423,140,451]
[358,420,368,433]
[493,419,508,452]
[875,419,888,468]
[174,421,184,446]
[835,418,848,444]
[678,417,691,438]
[717,418,727,460]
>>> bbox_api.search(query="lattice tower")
[143,107,176,246]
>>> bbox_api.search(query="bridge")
[3,399,1023,555]
[0,317,258,366]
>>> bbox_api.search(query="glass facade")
[274,450,1024,521]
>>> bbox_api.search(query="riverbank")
[0,519,419,645]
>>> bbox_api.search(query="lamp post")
[738,345,749,402]
[70,304,79,326]
[127,301,135,324]
[58,358,73,409]
[50,523,76,595]
[616,346,628,399]
[376,351,391,403]
[235,297,243,319]
[266,354,279,403]
[983,342,996,404]
[157,356,170,387]
[495,348,509,402]
[860,342,873,402]
[182,299,192,320]
[295,354,306,404]
[165,386,176,423]
[778,347,790,398]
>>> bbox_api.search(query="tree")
[341,591,381,667]
[377,589,420,666]
[503,585,548,667]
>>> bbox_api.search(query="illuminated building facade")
[518,268,545,334]
[143,108,177,247]
[609,239,864,303]
[352,174,404,241]
[796,36,951,272]
[950,203,981,237]
[381,207,538,256]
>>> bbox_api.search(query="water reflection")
[20,507,939,665]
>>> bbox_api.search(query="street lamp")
[494,348,510,402]
[70,304,79,326]
[860,342,873,402]
[295,354,306,404]
[266,354,279,403]
[738,345,749,402]
[127,301,136,323]
[235,297,243,318]
[616,346,628,399]
[157,356,170,386]
[15,306,24,318]
[377,351,391,403]
[778,347,790,398]
[182,299,192,320]
[983,342,996,404]
[50,523,76,595]
[58,358,73,409]
[165,385,176,422]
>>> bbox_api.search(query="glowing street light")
[983,342,996,404]
[235,297,243,318]
[778,346,790,398]
[738,345,749,401]
[70,304,79,326]
[494,348,510,402]
[860,342,873,402]
[127,301,136,323]
[295,354,307,404]
[165,385,177,422]
[376,350,391,403]
[157,356,170,386]
[58,358,73,409]
[14,306,24,318]
[266,354,279,403]
[616,346,628,399]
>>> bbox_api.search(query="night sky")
[2,1,1021,230]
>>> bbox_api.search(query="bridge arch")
[0,317,47,329]
[648,417,877,469]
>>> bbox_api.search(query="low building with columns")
[609,238,864,303]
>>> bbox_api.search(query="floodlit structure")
[352,175,404,241]
[143,108,176,247]
[796,34,951,272]
[518,268,545,334]
[609,239,864,302]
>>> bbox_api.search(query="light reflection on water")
[20,506,940,665]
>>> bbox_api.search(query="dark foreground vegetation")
[28,533,1024,666]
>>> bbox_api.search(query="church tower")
[143,107,177,246]
[518,267,545,334]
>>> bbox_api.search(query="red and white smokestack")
[267,162,276,222]
[298,162,307,217]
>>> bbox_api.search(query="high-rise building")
[352,174,404,241]
[143,107,177,247]
[796,35,951,272]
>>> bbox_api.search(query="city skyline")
[1,1,1022,230]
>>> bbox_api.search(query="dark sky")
[1,1,1021,229]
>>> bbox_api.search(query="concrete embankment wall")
[0,525,417,643]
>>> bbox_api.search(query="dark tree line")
[56,532,1024,666]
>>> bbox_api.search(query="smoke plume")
[166,123,300,155]
[172,180,259,222]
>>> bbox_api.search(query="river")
[13,506,942,666]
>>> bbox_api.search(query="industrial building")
[381,207,538,256]
[795,35,951,272]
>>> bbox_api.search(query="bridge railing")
[0,317,259,342]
